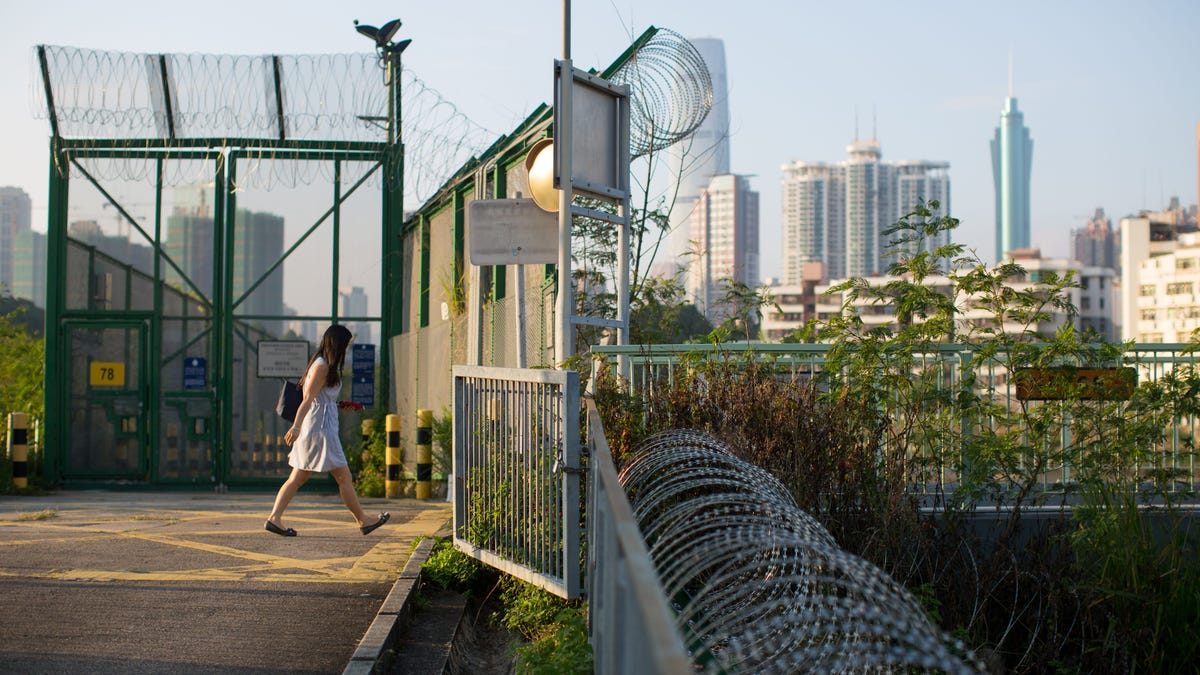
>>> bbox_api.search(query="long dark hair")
[308,324,353,387]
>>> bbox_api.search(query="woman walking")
[265,324,389,537]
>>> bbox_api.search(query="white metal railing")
[585,400,692,675]
[452,365,582,598]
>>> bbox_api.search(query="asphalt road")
[0,490,452,674]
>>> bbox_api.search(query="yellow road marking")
[0,505,452,584]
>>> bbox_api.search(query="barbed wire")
[31,46,498,203]
[32,28,711,202]
[618,429,985,674]
[609,28,712,159]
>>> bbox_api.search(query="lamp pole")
[555,1,573,366]
[387,50,401,147]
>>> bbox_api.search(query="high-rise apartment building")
[892,160,951,262]
[339,286,371,345]
[13,230,47,308]
[662,38,731,276]
[232,209,285,335]
[781,141,949,284]
[687,174,759,324]
[0,187,32,296]
[991,78,1034,261]
[166,186,284,335]
[1071,208,1118,270]
[1120,200,1200,343]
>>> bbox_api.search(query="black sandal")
[360,512,390,536]
[265,520,297,537]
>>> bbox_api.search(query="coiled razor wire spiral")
[32,28,710,199]
[618,429,984,674]
[30,46,498,202]
[608,28,712,159]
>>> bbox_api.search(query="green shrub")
[496,575,569,641]
[494,575,592,672]
[512,607,592,674]
[352,408,389,497]
[421,539,483,592]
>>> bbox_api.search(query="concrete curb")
[343,537,437,675]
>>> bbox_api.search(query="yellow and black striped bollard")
[416,409,432,499]
[8,412,28,489]
[385,414,401,499]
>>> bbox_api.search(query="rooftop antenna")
[872,105,877,141]
[1008,48,1014,97]
[854,105,859,141]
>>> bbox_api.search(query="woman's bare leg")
[268,467,312,527]
[330,465,375,526]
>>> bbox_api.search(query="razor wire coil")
[618,429,984,674]
[608,28,713,159]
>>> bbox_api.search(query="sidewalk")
[0,490,452,674]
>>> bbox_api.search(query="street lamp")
[354,18,411,145]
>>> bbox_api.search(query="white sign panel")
[468,198,559,265]
[257,340,310,378]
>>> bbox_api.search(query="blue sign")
[352,344,375,376]
[351,376,374,408]
[351,344,375,406]
[183,357,207,390]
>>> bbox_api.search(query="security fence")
[592,343,1200,497]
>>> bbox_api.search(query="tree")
[629,274,712,344]
[0,300,45,449]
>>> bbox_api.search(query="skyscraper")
[1071,208,1118,269]
[781,141,949,284]
[662,38,731,276]
[687,174,759,324]
[13,230,47,308]
[780,162,838,283]
[0,187,32,295]
[844,140,885,278]
[339,286,371,345]
[991,65,1034,262]
[166,186,285,335]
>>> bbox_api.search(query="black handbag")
[276,379,302,423]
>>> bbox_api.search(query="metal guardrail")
[585,400,693,675]
[451,365,582,599]
[593,343,1200,495]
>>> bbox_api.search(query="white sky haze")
[2,0,1198,281]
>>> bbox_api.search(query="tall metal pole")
[562,0,571,60]
[381,44,403,409]
[555,1,574,365]
[555,62,573,366]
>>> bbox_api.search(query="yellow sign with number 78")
[90,362,126,387]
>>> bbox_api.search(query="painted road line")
[0,505,452,585]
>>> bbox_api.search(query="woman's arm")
[284,360,329,445]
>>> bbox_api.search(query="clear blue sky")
[2,0,1198,279]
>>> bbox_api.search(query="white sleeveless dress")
[288,357,348,472]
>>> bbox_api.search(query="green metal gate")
[38,45,405,489]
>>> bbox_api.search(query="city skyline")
[0,1,1197,285]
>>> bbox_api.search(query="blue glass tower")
[991,83,1033,261]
